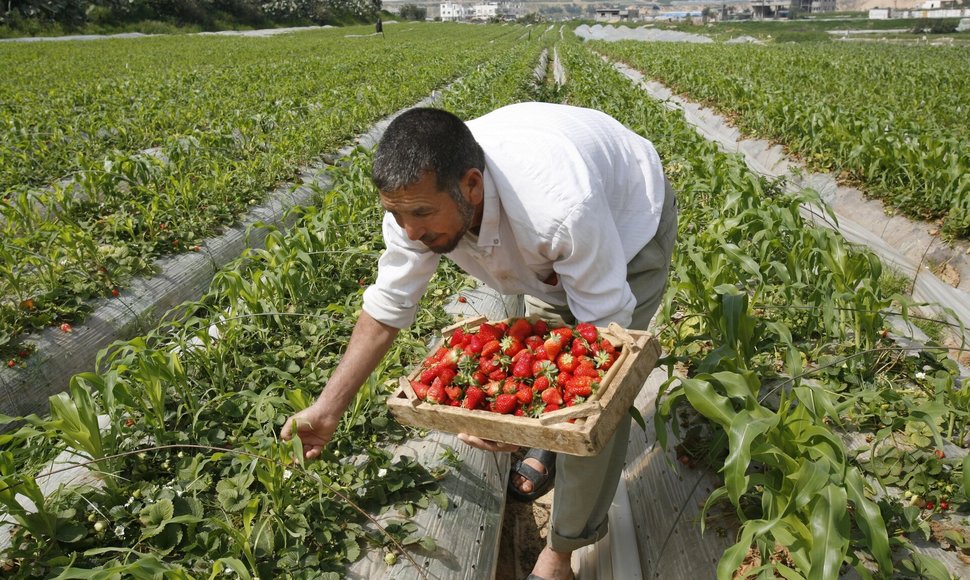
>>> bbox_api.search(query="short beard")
[430,188,476,254]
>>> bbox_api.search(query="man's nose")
[403,222,425,241]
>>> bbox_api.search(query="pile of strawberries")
[410,318,620,416]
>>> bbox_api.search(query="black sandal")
[508,448,556,502]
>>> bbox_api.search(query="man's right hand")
[280,404,341,460]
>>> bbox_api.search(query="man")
[281,102,677,580]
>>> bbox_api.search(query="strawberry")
[556,352,578,373]
[111,288,120,297]
[516,386,534,404]
[472,370,488,385]
[437,367,457,386]
[575,361,600,379]
[565,375,596,398]
[449,328,466,348]
[493,394,519,414]
[508,318,533,342]
[467,333,485,354]
[511,350,534,379]
[494,321,510,335]
[419,366,438,384]
[551,326,573,342]
[426,382,446,404]
[541,387,563,406]
[525,335,544,352]
[500,336,524,357]
[484,380,502,397]
[576,322,598,343]
[503,378,521,395]
[411,380,430,400]
[532,359,558,382]
[570,339,589,358]
[544,403,561,413]
[533,375,551,393]
[481,339,502,359]
[59,323,72,333]
[533,319,549,337]
[477,323,503,344]
[488,368,508,382]
[445,384,463,401]
[543,334,564,360]
[463,386,486,409]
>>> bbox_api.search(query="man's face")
[380,172,478,254]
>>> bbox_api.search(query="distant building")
[440,2,467,21]
[792,0,837,13]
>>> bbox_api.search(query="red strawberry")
[511,350,534,379]
[543,335,564,360]
[449,328,466,348]
[570,339,589,358]
[463,386,486,409]
[6,360,15,368]
[411,380,430,400]
[493,394,518,414]
[575,361,600,379]
[532,359,558,382]
[473,370,488,385]
[111,288,120,297]
[484,380,502,397]
[477,323,503,344]
[533,376,551,393]
[544,403,561,413]
[426,382,446,404]
[551,327,573,342]
[445,384,463,401]
[556,352,578,373]
[419,366,438,384]
[467,334,485,354]
[516,386,534,405]
[508,318,533,341]
[576,322,598,343]
[437,367,457,386]
[525,335,544,352]
[481,339,502,359]
[541,387,563,406]
[500,336,524,357]
[488,368,508,382]
[59,323,72,333]
[533,319,549,336]
[565,375,596,398]
[503,378,521,395]
[494,321,509,334]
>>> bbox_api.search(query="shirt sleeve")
[362,212,441,329]
[551,200,636,329]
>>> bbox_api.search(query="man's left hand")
[458,432,519,453]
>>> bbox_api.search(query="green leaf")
[683,377,736,429]
[724,410,778,505]
[844,468,891,574]
[807,486,849,580]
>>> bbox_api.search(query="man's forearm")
[313,310,400,415]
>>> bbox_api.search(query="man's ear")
[461,168,484,205]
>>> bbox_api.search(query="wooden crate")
[387,317,662,456]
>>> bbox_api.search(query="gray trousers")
[523,179,678,552]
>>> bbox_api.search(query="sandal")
[508,448,557,502]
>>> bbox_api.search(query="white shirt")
[362,102,667,329]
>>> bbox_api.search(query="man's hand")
[281,404,341,460]
[458,432,519,453]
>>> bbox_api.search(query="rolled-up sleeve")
[362,213,441,329]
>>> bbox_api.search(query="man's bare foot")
[530,545,574,580]
[512,456,546,493]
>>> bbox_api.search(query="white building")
[473,1,500,19]
[440,2,467,21]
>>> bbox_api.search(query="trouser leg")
[524,180,678,551]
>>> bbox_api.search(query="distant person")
[376,17,384,38]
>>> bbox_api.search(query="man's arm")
[280,310,400,459]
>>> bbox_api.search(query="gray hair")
[372,107,485,202]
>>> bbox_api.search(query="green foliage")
[591,40,970,239]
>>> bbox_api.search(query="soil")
[496,450,557,580]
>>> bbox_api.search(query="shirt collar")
[476,166,502,248]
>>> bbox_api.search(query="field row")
[0,23,529,354]
[590,40,970,239]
